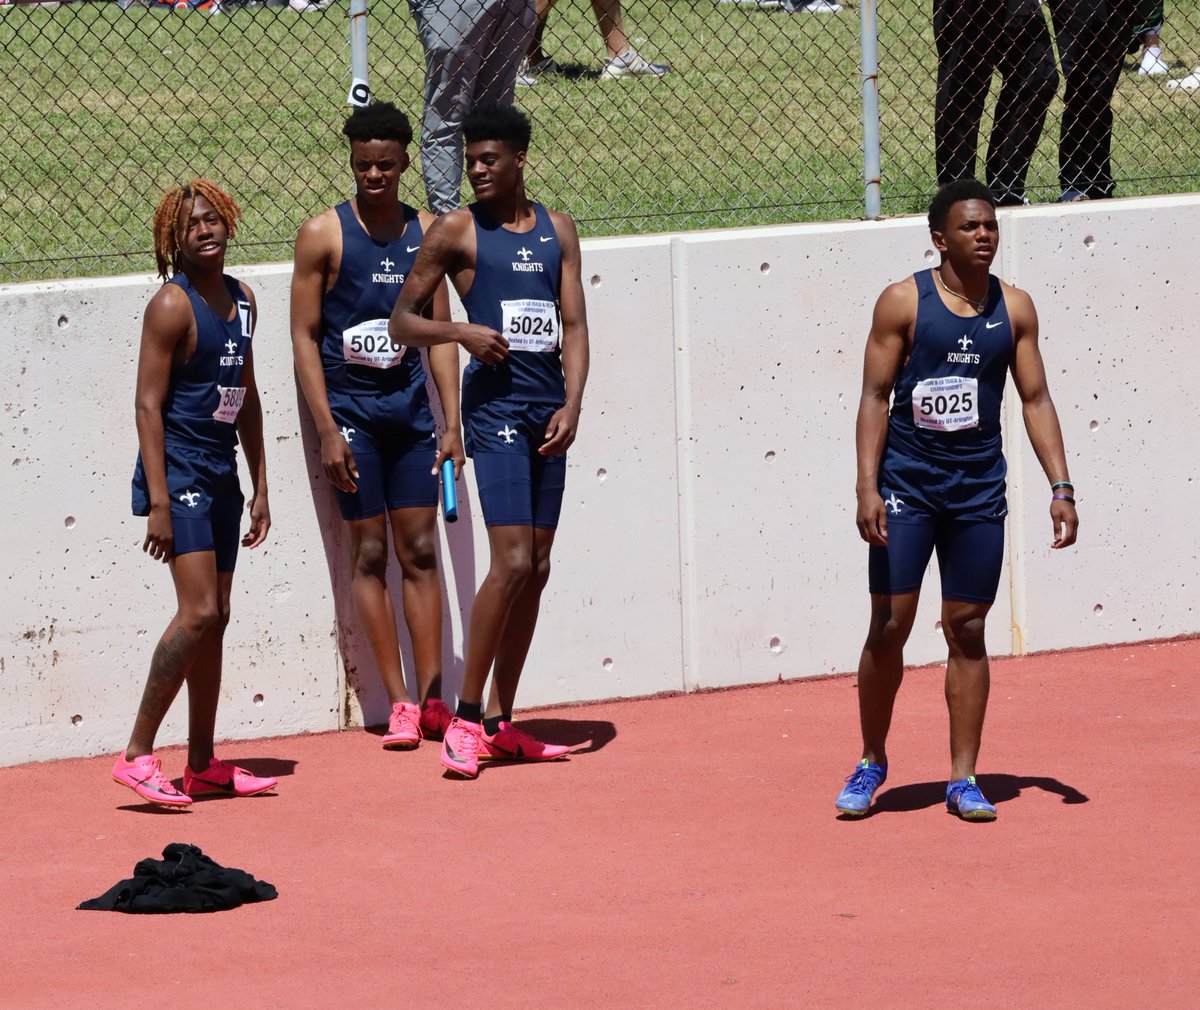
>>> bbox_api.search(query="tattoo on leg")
[137,626,196,724]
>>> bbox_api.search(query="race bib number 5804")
[343,318,406,368]
[213,386,246,424]
[911,376,980,432]
[501,299,558,352]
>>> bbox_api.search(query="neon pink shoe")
[419,698,453,740]
[381,702,421,750]
[112,753,192,807]
[441,717,482,778]
[183,758,277,797]
[480,721,571,762]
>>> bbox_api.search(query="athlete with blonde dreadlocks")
[112,179,277,808]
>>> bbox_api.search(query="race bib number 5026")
[911,376,980,432]
[343,318,407,368]
[501,299,558,352]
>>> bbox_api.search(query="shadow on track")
[867,773,1090,815]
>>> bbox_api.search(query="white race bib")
[343,318,407,368]
[911,376,980,432]
[501,299,558,352]
[213,385,246,424]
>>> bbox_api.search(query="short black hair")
[928,178,996,232]
[463,104,531,153]
[342,101,413,148]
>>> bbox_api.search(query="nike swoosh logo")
[190,775,236,792]
[406,245,420,253]
[486,741,523,758]
[445,741,473,764]
[539,236,553,243]
[985,321,1004,329]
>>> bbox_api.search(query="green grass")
[1,0,1199,282]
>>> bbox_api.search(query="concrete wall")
[2,196,1196,766]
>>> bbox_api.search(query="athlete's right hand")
[321,432,359,494]
[457,324,508,364]
[143,505,174,563]
[856,493,889,546]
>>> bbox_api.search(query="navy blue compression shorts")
[330,412,438,522]
[465,401,566,529]
[868,517,1005,604]
[132,443,244,572]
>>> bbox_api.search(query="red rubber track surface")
[1,639,1195,1009]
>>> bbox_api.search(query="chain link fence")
[1,0,1198,282]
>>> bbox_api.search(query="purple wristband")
[1052,493,1075,505]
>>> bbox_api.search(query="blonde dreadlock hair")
[152,179,243,281]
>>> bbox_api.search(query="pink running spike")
[381,702,421,750]
[112,753,192,807]
[183,758,277,797]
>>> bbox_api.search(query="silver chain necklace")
[935,266,987,314]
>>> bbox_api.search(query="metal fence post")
[860,0,882,220]
[348,0,371,108]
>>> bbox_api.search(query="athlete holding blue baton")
[291,102,463,750]
[390,104,590,780]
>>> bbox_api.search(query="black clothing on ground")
[78,843,277,914]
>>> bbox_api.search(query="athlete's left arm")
[235,284,271,549]
[1007,286,1077,549]
[540,211,590,456]
[418,212,466,478]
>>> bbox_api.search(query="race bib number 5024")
[911,376,980,432]
[501,299,558,353]
[343,318,407,368]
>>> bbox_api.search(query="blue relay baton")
[441,458,458,523]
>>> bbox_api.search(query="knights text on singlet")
[460,202,566,411]
[320,201,430,419]
[159,273,253,455]
[887,270,1015,465]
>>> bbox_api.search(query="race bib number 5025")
[501,299,558,352]
[343,318,407,368]
[911,376,980,432]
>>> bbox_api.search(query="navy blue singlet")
[159,272,252,455]
[460,202,565,413]
[321,201,430,423]
[886,270,1014,466]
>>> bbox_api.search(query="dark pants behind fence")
[934,0,1139,203]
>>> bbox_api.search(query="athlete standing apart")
[836,178,1078,821]
[390,104,590,779]
[291,102,462,748]
[113,180,276,807]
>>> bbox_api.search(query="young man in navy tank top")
[836,178,1079,821]
[292,102,463,749]
[390,104,590,779]
[113,180,277,807]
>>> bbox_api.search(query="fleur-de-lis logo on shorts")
[180,490,200,508]
[884,493,904,515]
[498,425,517,445]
